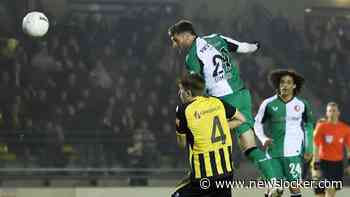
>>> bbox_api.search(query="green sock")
[245,147,275,180]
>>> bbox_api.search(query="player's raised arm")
[220,35,259,53]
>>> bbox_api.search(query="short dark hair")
[269,69,305,95]
[177,73,205,96]
[168,20,197,37]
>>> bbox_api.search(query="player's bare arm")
[228,110,246,129]
[175,118,186,149]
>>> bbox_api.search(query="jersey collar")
[277,94,295,104]
[193,96,206,101]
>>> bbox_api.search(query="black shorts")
[171,175,232,197]
[313,183,325,195]
[320,160,344,190]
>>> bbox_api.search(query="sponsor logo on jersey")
[194,106,221,119]
[194,111,201,119]
[288,116,301,121]
[272,116,301,122]
[272,106,278,111]
[294,105,301,112]
[278,116,301,122]
[201,106,220,115]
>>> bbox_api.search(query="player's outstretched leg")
[240,129,276,181]
[225,89,276,181]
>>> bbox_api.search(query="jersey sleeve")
[176,104,190,134]
[313,122,324,147]
[345,125,350,149]
[219,35,258,53]
[302,99,316,154]
[220,100,237,119]
[185,47,203,76]
[254,100,270,145]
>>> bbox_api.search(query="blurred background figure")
[313,102,350,197]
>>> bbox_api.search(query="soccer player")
[313,102,350,197]
[174,73,246,197]
[254,69,315,197]
[168,19,276,183]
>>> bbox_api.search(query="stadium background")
[0,0,350,196]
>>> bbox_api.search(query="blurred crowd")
[0,4,179,170]
[0,2,350,177]
[305,15,350,119]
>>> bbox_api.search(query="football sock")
[245,147,276,180]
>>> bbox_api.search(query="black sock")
[290,193,301,197]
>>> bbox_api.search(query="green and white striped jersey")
[185,34,258,97]
[254,95,315,158]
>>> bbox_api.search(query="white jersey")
[254,95,315,157]
[185,34,258,97]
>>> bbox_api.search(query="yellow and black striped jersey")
[176,96,237,180]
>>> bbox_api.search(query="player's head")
[326,102,340,121]
[168,20,197,49]
[177,73,205,103]
[269,69,305,97]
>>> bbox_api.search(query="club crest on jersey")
[325,135,333,144]
[194,111,201,119]
[294,105,301,112]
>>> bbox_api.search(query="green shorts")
[221,89,254,136]
[269,156,303,181]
